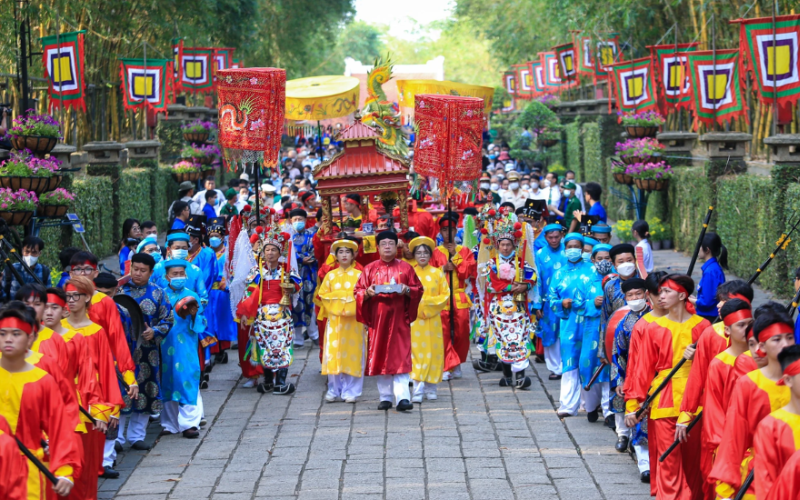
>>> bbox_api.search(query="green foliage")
[72,176,114,258]
[582,122,603,190]
[515,101,561,135]
[119,169,152,225]
[548,162,567,177]
[613,220,633,242]
[154,166,180,231]
[565,121,584,181]
[157,121,187,165]
[667,167,713,253]
[647,217,671,242]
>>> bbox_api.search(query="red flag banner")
[529,60,546,97]
[648,42,698,112]
[513,63,533,99]
[607,57,659,115]
[686,49,748,128]
[40,30,87,112]
[738,15,800,110]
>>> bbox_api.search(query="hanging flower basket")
[540,138,559,147]
[0,210,34,226]
[0,176,53,195]
[45,174,64,192]
[38,204,68,218]
[626,126,658,139]
[171,171,203,183]
[621,155,650,165]
[613,172,635,185]
[634,178,669,191]
[11,135,58,156]
[183,132,210,143]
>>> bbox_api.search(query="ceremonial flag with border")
[40,30,87,112]
[514,63,533,99]
[576,35,595,76]
[212,47,236,86]
[501,97,515,113]
[686,49,748,127]
[738,14,800,109]
[595,34,625,79]
[180,47,214,93]
[172,38,183,93]
[503,71,517,96]
[231,59,242,69]
[648,42,698,111]
[553,42,579,82]
[540,52,563,91]
[608,57,658,114]
[119,58,170,112]
[166,61,177,105]
[529,60,546,97]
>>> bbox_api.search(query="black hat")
[376,230,398,244]
[186,215,207,236]
[207,217,226,234]
[288,208,308,219]
[621,278,648,294]
[499,201,516,211]
[609,243,636,262]
[93,272,118,289]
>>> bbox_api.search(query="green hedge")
[583,122,602,187]
[156,120,184,164]
[565,121,584,181]
[667,167,713,253]
[72,176,115,258]
[119,168,152,224]
[782,182,800,294]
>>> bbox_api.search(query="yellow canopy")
[396,79,495,114]
[285,76,360,121]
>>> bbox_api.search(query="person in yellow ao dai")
[409,236,450,402]
[319,238,365,403]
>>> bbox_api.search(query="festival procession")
[7,0,800,499]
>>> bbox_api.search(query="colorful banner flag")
[529,60,546,96]
[501,97,515,113]
[686,49,748,127]
[503,71,517,96]
[513,63,533,99]
[576,35,595,76]
[212,47,236,86]
[608,57,658,114]
[594,34,625,80]
[172,38,183,93]
[231,59,242,69]
[553,42,578,82]
[166,61,177,106]
[648,42,698,111]
[119,58,170,112]
[40,30,87,112]
[180,47,215,93]
[738,15,800,109]
[540,52,563,92]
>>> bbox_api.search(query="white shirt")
[190,188,226,215]
[637,239,654,273]
[541,187,561,216]
[500,188,532,210]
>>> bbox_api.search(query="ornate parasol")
[396,80,495,116]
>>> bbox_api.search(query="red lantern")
[217,68,286,168]
[413,94,485,199]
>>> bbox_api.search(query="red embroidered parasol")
[216,67,286,169]
[413,94,484,200]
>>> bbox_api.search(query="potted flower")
[182,119,216,143]
[38,187,74,218]
[181,143,220,167]
[170,160,202,183]
[0,188,38,226]
[613,220,634,245]
[0,149,62,195]
[535,94,561,110]
[619,110,665,138]
[647,217,665,250]
[626,161,673,191]
[8,109,61,155]
[615,138,665,165]
[611,161,634,185]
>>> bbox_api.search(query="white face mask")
[543,180,551,188]
[490,183,499,191]
[23,255,38,267]
[627,298,647,312]
[617,262,637,277]
[531,182,539,190]
[521,183,530,189]
[480,182,491,190]
[509,182,520,191]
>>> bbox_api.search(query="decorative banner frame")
[180,47,215,93]
[529,60,546,97]
[119,58,170,111]
[738,14,800,109]
[172,38,183,93]
[576,35,595,76]
[513,63,533,99]
[608,57,659,114]
[686,49,748,127]
[40,30,87,112]
[648,42,698,111]
[504,71,517,96]
[540,52,564,91]
[553,42,578,81]
[594,34,625,80]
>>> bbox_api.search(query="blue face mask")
[595,259,613,276]
[170,277,186,290]
[149,252,162,263]
[293,221,306,233]
[209,237,222,248]
[171,249,189,260]
[565,248,582,262]
[582,252,592,262]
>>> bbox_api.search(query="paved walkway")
[100,247,772,500]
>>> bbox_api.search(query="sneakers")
[344,397,357,404]
[452,366,462,379]
[425,392,438,401]
[411,394,423,403]
[442,371,453,381]
[325,392,337,403]
[242,378,256,388]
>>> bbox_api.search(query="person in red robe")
[624,274,710,500]
[0,414,27,500]
[764,448,800,500]
[709,304,795,500]
[753,344,800,499]
[18,283,70,375]
[430,212,476,380]
[392,200,436,240]
[355,230,423,412]
[0,304,79,499]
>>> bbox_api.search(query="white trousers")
[615,413,650,473]
[412,381,438,398]
[162,393,204,434]
[582,381,612,418]
[327,373,363,400]
[544,338,562,375]
[558,369,581,415]
[102,412,151,466]
[376,373,411,404]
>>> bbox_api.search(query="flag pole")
[772,0,779,136]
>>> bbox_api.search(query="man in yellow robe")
[319,239,365,403]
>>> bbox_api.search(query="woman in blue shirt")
[693,232,727,322]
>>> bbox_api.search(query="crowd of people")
[2,132,800,500]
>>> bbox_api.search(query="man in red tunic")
[430,213,476,380]
[355,230,423,412]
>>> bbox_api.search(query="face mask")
[509,182,520,190]
[595,260,613,276]
[209,237,222,248]
[480,182,490,190]
[531,182,539,190]
[293,221,306,232]
[627,298,647,312]
[617,262,637,277]
[171,249,189,260]
[170,277,186,290]
[582,252,592,262]
[563,190,571,197]
[565,248,582,262]
[149,252,163,264]
[521,183,530,189]
[490,183,499,191]
[488,154,497,160]
[543,180,551,188]
[23,255,38,267]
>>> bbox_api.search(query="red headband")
[47,293,67,308]
[728,293,751,305]
[0,317,34,335]
[723,309,753,327]
[778,359,800,385]
[661,279,696,314]
[758,322,794,343]
[65,284,78,293]
[74,261,97,270]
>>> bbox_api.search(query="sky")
[354,0,454,39]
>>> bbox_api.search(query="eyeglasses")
[71,267,95,275]
[65,293,85,302]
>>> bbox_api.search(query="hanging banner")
[529,60,546,96]
[231,59,242,69]
[553,42,578,81]
[40,30,87,112]
[180,47,215,93]
[576,35,595,76]
[686,49,748,127]
[513,63,533,99]
[501,97,515,113]
[172,38,183,93]
[738,15,800,110]
[166,61,177,106]
[648,43,698,111]
[212,47,236,87]
[594,34,625,81]
[503,71,517,96]
[608,57,659,114]
[119,58,170,112]
[540,52,563,92]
